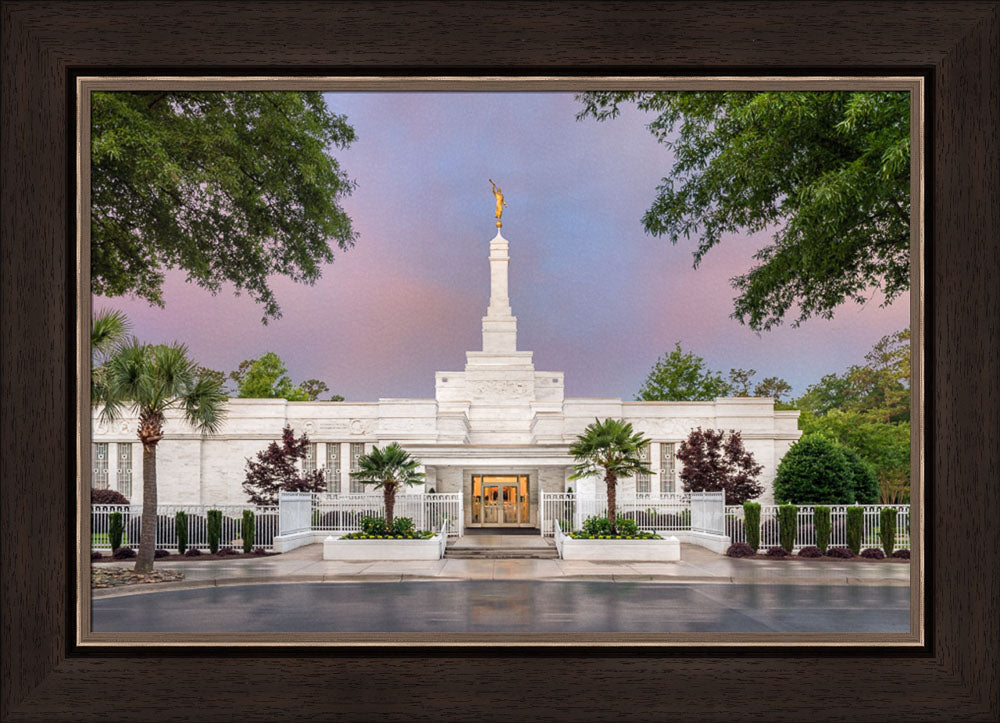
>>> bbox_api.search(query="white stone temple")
[91,226,801,527]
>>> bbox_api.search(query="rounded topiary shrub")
[184,548,202,557]
[825,546,855,559]
[726,542,755,558]
[91,550,103,560]
[216,547,237,556]
[154,548,171,558]
[860,548,885,559]
[798,545,823,558]
[91,488,130,505]
[841,447,880,504]
[773,434,855,504]
[112,546,136,559]
[765,546,790,558]
[892,549,911,559]
[253,546,268,556]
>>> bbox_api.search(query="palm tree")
[95,339,227,572]
[568,418,652,535]
[350,443,425,529]
[91,309,130,403]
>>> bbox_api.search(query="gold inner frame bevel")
[75,75,925,648]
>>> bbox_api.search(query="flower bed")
[340,531,434,540]
[555,518,680,561]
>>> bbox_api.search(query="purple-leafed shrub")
[798,546,823,558]
[184,548,202,557]
[91,551,103,560]
[825,546,855,559]
[765,546,790,557]
[860,547,885,559]
[91,488,130,505]
[726,542,755,558]
[216,547,237,556]
[892,549,911,559]
[154,548,171,558]
[112,546,136,559]
[253,547,268,555]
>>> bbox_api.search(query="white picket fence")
[311,492,464,537]
[539,492,692,536]
[725,504,911,552]
[91,504,280,551]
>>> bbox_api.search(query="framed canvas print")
[3,1,997,720]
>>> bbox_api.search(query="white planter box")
[558,535,681,561]
[323,534,444,560]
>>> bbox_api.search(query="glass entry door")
[472,475,529,526]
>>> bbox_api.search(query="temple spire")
[481,227,518,353]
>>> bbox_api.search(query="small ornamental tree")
[778,504,798,553]
[841,446,880,504]
[814,505,832,553]
[350,443,425,528]
[242,425,327,505]
[175,511,188,554]
[879,507,897,556]
[241,510,255,553]
[743,501,761,552]
[846,506,864,554]
[91,488,130,505]
[676,427,764,505]
[773,434,855,504]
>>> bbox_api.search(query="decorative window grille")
[349,442,366,492]
[93,443,109,489]
[304,443,317,474]
[325,443,341,486]
[636,443,651,495]
[116,443,133,498]
[660,442,676,495]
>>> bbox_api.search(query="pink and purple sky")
[94,92,909,400]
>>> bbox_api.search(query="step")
[445,548,560,560]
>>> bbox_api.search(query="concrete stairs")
[445,531,559,560]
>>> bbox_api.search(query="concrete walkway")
[92,543,911,598]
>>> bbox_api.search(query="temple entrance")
[471,474,530,527]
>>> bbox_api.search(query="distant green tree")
[753,376,793,403]
[577,91,909,331]
[234,352,309,401]
[300,379,330,401]
[727,368,757,396]
[840,445,881,504]
[636,343,730,401]
[328,394,345,402]
[91,91,358,322]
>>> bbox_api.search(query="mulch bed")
[741,553,909,563]
[92,568,185,589]
[92,551,280,563]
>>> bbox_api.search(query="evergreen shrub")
[175,511,188,554]
[814,505,832,553]
[207,509,222,554]
[108,512,124,551]
[744,501,761,552]
[242,510,255,553]
[773,435,855,504]
[846,506,864,554]
[778,504,798,552]
[879,507,897,556]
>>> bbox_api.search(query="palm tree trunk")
[134,442,157,573]
[385,484,396,529]
[606,470,618,535]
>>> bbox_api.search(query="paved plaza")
[92,543,911,599]
[92,579,910,633]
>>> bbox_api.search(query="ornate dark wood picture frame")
[3,2,997,720]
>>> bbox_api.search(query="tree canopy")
[232,352,309,401]
[636,343,731,401]
[577,91,910,331]
[242,425,326,505]
[91,91,357,322]
[675,427,764,505]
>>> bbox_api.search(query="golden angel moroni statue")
[489,179,507,227]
